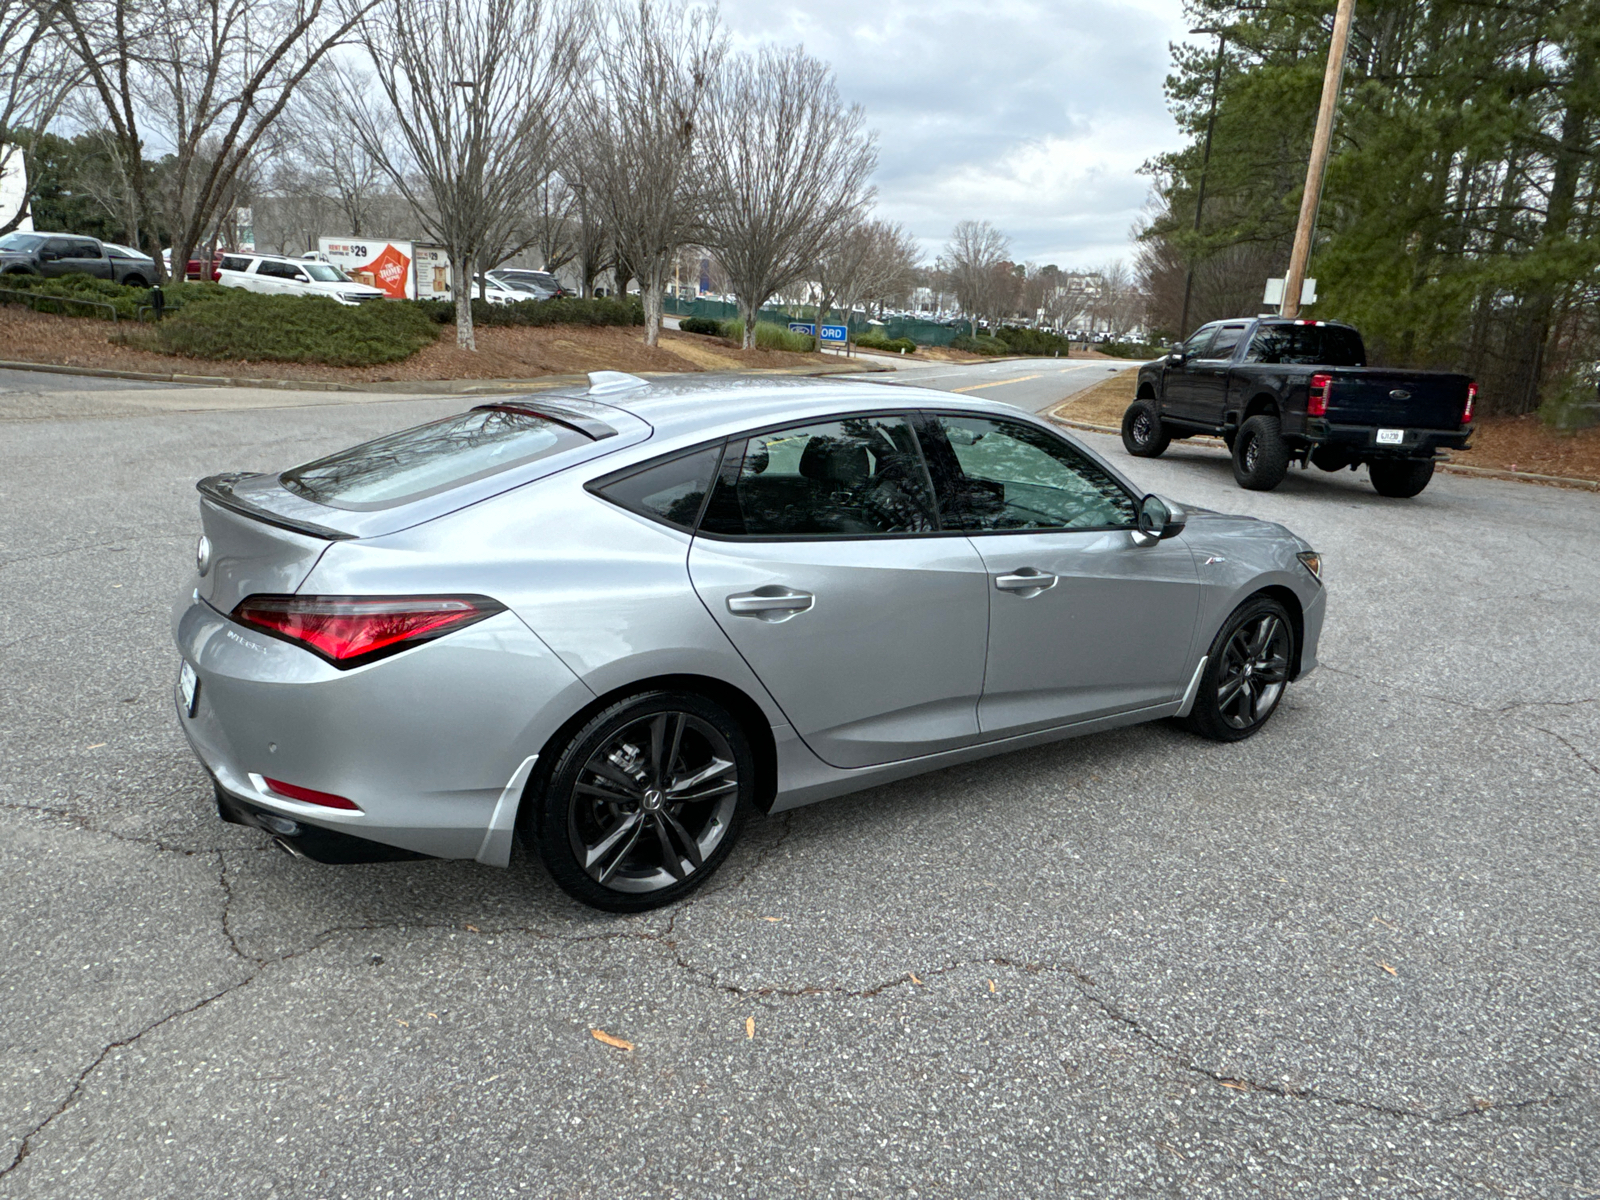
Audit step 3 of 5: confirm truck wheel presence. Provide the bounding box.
[1369,459,1434,498]
[1121,400,1170,457]
[1232,415,1290,491]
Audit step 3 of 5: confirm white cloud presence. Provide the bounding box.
[717,0,1192,268]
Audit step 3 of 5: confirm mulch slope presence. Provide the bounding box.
[1053,367,1600,485]
[0,307,820,383]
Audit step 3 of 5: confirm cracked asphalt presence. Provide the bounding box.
[1,374,1597,1198]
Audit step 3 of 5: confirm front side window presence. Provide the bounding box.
[918,415,1137,532]
[281,407,590,509]
[698,414,937,537]
[1182,323,1219,358]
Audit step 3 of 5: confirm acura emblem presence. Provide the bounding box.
[196,535,212,577]
[1389,388,1411,401]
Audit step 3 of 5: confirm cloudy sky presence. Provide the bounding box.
[720,0,1193,271]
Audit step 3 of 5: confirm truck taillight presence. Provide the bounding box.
[1463,381,1476,425]
[1307,373,1332,417]
[232,594,505,669]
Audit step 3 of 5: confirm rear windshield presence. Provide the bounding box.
[1245,324,1366,366]
[280,407,589,510]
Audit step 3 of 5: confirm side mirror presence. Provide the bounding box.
[1166,343,1186,363]
[294,272,309,282]
[1131,494,1188,547]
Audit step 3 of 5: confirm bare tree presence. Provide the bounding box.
[0,0,82,233]
[575,0,722,345]
[528,175,578,273]
[700,45,876,348]
[940,219,1010,334]
[53,0,383,276]
[287,66,394,237]
[815,218,918,349]
[1087,260,1142,340]
[338,0,586,347]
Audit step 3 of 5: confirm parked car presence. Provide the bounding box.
[488,268,567,299]
[162,247,225,281]
[1125,317,1475,497]
[472,274,535,305]
[0,230,157,287]
[217,252,385,305]
[173,372,1326,911]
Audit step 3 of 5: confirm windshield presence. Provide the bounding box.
[303,263,348,282]
[0,232,44,252]
[1245,324,1366,367]
[280,407,589,510]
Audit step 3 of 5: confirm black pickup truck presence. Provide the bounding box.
[0,230,156,288]
[1122,317,1475,498]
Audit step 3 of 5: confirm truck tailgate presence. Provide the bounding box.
[1328,370,1469,429]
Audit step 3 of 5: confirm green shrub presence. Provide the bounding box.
[722,319,816,352]
[951,333,1010,356]
[0,272,228,321]
[409,295,644,328]
[993,325,1075,356]
[678,315,724,336]
[855,331,917,354]
[150,289,439,366]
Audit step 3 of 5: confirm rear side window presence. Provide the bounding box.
[698,414,937,538]
[590,444,723,530]
[281,407,590,509]
[257,260,299,279]
[1246,324,1365,366]
[220,255,253,272]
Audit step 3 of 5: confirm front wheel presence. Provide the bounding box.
[1368,459,1435,498]
[1121,399,1171,458]
[530,691,755,912]
[1178,596,1295,742]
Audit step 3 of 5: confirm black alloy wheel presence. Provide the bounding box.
[532,691,753,911]
[1231,414,1290,491]
[1179,596,1295,742]
[1121,399,1171,458]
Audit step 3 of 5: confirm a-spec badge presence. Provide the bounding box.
[195,535,212,577]
[1389,388,1411,401]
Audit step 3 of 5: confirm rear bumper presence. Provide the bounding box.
[171,588,593,864]
[214,784,432,863]
[1307,420,1471,459]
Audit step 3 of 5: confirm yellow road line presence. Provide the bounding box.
[949,374,1042,393]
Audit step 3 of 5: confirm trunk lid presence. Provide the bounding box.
[197,493,334,613]
[1326,369,1470,429]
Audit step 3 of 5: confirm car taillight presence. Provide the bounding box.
[1307,372,1332,417]
[232,594,505,668]
[263,777,360,811]
[1463,381,1476,425]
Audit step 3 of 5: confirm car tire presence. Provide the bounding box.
[1368,459,1434,498]
[1121,400,1171,457]
[1232,414,1290,491]
[1178,595,1295,743]
[528,690,755,912]
[123,275,149,289]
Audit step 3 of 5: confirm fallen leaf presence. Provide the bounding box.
[1219,1079,1250,1091]
[395,1019,409,1028]
[464,924,479,932]
[909,973,923,985]
[1371,916,1398,930]
[1379,960,1397,976]
[87,743,106,750]
[1272,876,1288,884]
[745,1016,755,1039]
[988,979,997,994]
[591,1029,634,1051]
[762,916,781,922]
[426,1012,438,1019]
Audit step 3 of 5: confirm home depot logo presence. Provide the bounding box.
[366,243,412,298]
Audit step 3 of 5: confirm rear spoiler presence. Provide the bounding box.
[197,473,356,541]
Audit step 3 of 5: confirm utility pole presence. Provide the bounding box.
[1178,28,1226,340]
[1281,0,1356,319]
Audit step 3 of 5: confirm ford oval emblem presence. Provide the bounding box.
[1389,388,1411,401]
[196,535,212,577]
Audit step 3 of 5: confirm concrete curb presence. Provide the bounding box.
[0,356,887,394]
[1044,406,1600,493]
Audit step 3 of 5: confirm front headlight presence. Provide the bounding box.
[1297,550,1323,581]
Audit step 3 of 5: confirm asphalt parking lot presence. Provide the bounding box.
[2,370,1597,1198]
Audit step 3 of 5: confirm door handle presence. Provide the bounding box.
[995,569,1057,595]
[727,586,815,621]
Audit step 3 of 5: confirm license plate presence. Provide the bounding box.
[179,660,199,717]
[1376,428,1405,445]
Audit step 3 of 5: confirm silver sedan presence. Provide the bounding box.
[173,372,1325,910]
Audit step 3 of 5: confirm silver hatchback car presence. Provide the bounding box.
[174,372,1325,910]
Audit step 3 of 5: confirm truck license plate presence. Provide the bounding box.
[179,660,199,717]
[1376,428,1405,445]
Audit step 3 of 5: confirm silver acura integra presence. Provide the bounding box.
[173,372,1325,911]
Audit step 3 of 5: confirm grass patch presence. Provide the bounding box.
[146,289,439,366]
[721,319,816,352]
